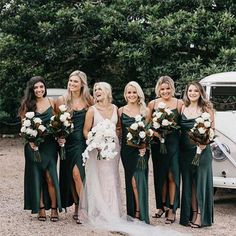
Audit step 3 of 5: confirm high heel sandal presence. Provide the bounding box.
[50,207,59,222]
[73,202,79,220]
[152,203,167,218]
[189,210,197,225]
[191,213,202,228]
[37,206,46,221]
[165,204,175,224]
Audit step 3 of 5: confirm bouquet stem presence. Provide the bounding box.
[33,147,41,162]
[160,138,167,154]
[191,146,202,167]
[60,144,66,160]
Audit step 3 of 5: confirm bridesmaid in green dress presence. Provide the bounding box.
[56,70,93,224]
[118,81,151,224]
[148,76,183,224]
[18,76,62,221]
[180,81,214,228]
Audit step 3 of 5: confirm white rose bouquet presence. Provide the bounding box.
[82,119,118,165]
[126,115,153,169]
[49,105,74,160]
[20,112,47,162]
[152,102,179,154]
[189,112,215,166]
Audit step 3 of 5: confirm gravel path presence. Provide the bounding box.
[0,137,236,236]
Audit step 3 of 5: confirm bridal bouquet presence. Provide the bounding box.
[82,119,118,165]
[189,112,215,166]
[20,112,47,162]
[151,102,179,154]
[49,105,74,160]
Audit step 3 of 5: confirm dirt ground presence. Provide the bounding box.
[0,137,236,236]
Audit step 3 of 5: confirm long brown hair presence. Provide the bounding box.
[183,81,213,111]
[18,76,47,119]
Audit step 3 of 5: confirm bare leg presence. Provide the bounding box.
[71,183,79,219]
[154,181,167,218]
[131,176,140,218]
[45,171,58,221]
[38,191,46,221]
[191,183,198,223]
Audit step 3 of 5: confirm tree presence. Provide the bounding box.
[0,0,236,119]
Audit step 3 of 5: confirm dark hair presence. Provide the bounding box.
[183,81,213,111]
[18,76,47,118]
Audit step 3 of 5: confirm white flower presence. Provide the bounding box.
[148,129,154,137]
[25,112,35,119]
[153,122,160,129]
[202,112,211,120]
[204,121,211,128]
[38,125,46,132]
[50,115,55,121]
[158,102,166,109]
[198,127,206,134]
[139,131,146,139]
[165,108,172,116]
[20,126,27,133]
[127,132,133,140]
[135,115,142,122]
[162,119,169,126]
[190,128,195,133]
[138,121,145,127]
[209,128,215,140]
[60,114,67,122]
[59,104,67,112]
[154,112,162,119]
[23,119,31,127]
[31,130,38,137]
[33,117,42,124]
[130,123,138,130]
[64,120,70,127]
[196,117,204,123]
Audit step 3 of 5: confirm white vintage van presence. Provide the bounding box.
[200,72,236,190]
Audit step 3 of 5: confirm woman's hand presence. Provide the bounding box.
[198,144,206,150]
[139,148,146,157]
[58,137,66,147]
[29,142,37,150]
[153,130,161,139]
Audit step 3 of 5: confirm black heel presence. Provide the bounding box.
[73,202,79,220]
[38,206,46,221]
[50,207,59,222]
[165,204,175,224]
[191,213,202,228]
[152,202,167,218]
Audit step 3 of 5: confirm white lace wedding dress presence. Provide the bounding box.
[79,105,188,236]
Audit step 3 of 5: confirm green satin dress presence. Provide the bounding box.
[151,109,180,213]
[59,109,86,208]
[120,113,149,224]
[24,107,62,214]
[179,114,213,227]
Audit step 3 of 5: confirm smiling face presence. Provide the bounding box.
[33,82,45,98]
[68,75,82,92]
[125,85,139,104]
[187,84,200,103]
[159,83,172,100]
[94,84,106,102]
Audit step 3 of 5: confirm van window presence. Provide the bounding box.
[210,86,236,111]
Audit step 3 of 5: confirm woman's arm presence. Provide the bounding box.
[83,107,94,139]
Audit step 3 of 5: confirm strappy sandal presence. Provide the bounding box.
[73,202,79,220]
[165,204,176,224]
[50,207,59,222]
[37,206,46,221]
[191,213,202,228]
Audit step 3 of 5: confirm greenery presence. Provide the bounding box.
[0,0,236,119]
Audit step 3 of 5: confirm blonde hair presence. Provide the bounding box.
[183,81,213,111]
[155,75,175,98]
[93,82,113,103]
[124,81,147,117]
[65,70,93,110]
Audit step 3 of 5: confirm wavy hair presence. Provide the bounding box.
[183,81,213,111]
[18,76,47,119]
[124,81,147,117]
[65,70,93,110]
[155,75,175,98]
[93,82,113,103]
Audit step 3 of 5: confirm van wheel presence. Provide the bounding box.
[214,187,217,195]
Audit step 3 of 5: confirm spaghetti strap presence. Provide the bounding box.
[47,97,53,107]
